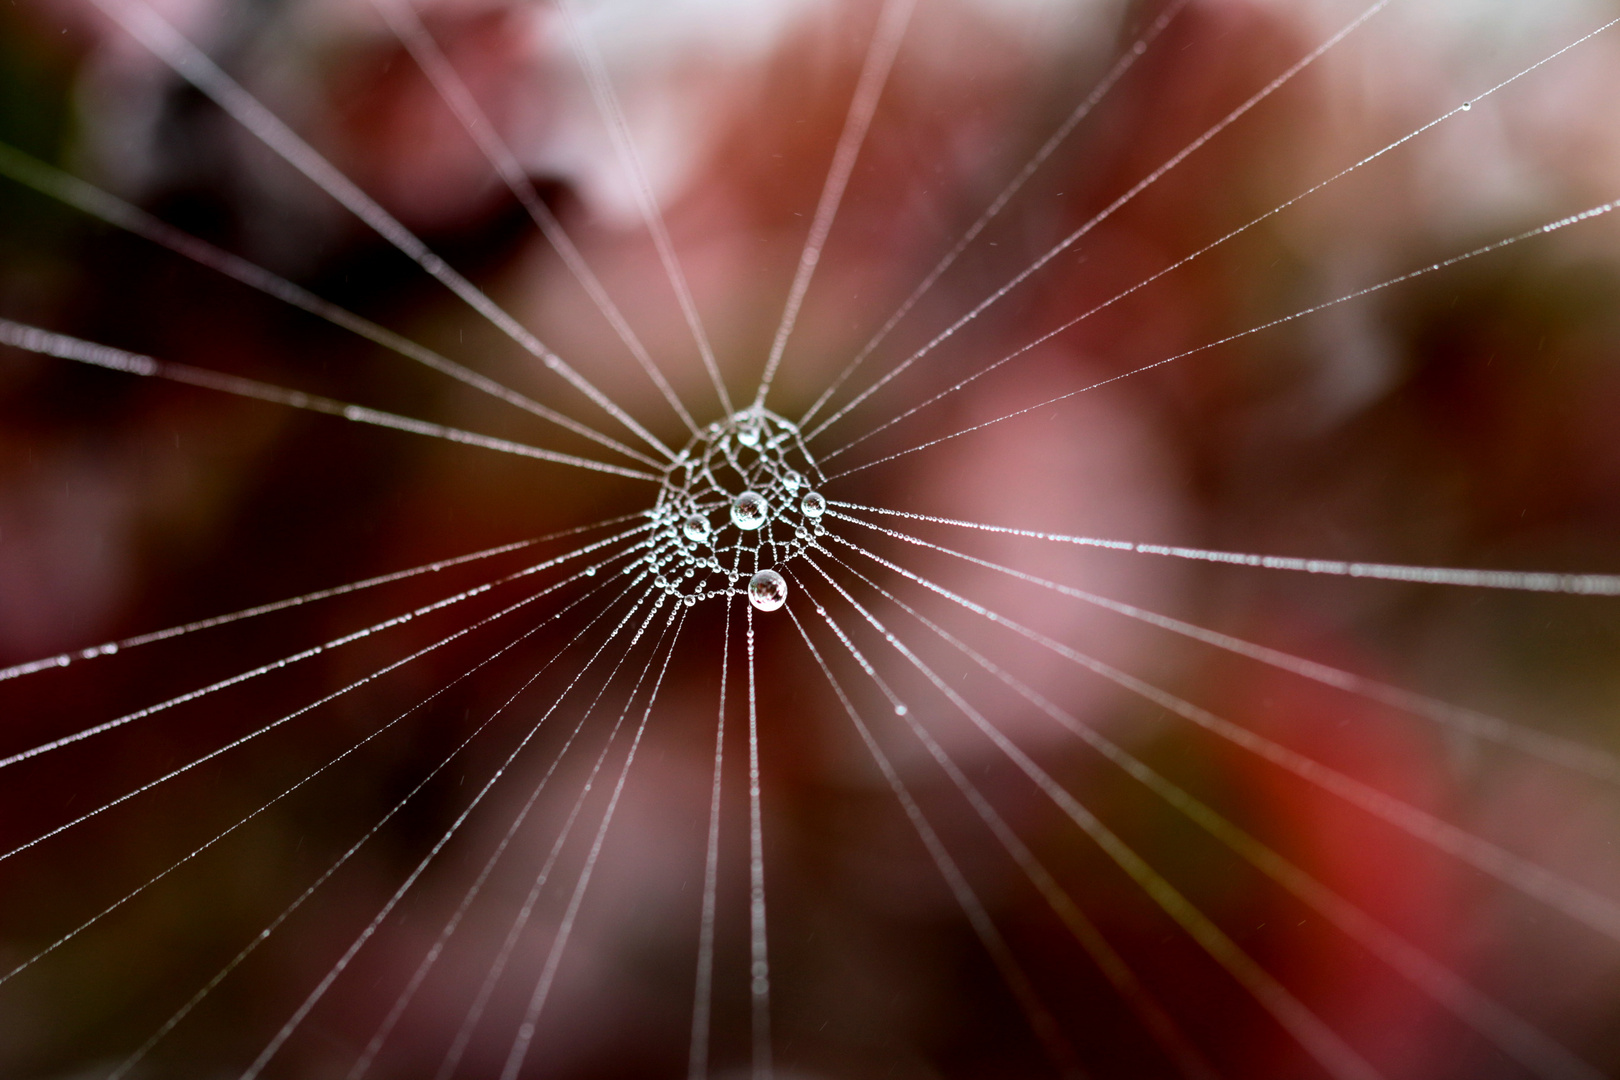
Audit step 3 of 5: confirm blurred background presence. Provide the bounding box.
[1,0,1619,1076]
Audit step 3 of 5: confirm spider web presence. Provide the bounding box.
[1,0,1619,1078]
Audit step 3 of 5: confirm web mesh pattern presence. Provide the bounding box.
[645,409,828,609]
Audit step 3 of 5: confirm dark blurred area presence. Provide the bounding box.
[2,0,1619,1077]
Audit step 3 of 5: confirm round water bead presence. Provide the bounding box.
[731,491,769,530]
[800,491,826,518]
[748,570,788,612]
[782,470,803,492]
[737,417,762,447]
[682,513,712,543]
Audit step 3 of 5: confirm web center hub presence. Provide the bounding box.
[645,409,828,611]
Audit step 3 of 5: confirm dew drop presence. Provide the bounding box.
[1461,100,1472,111]
[800,491,826,518]
[584,566,596,576]
[731,491,769,530]
[683,513,711,543]
[737,419,761,447]
[894,704,908,716]
[747,569,788,612]
[782,470,803,492]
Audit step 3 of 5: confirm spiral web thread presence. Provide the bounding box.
[644,409,829,612]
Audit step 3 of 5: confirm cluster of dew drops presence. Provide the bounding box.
[641,409,829,613]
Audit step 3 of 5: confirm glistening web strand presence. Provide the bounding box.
[804,0,1396,443]
[753,0,918,410]
[0,319,661,482]
[0,523,650,771]
[0,141,662,468]
[819,540,1601,1080]
[826,196,1620,481]
[829,507,1620,786]
[784,597,1084,1079]
[554,0,733,417]
[814,10,1620,465]
[0,513,646,683]
[343,580,670,1080]
[802,553,1384,1080]
[3,569,625,995]
[90,0,680,461]
[822,522,1620,947]
[788,557,1220,1080]
[797,0,1192,429]
[238,588,674,1080]
[102,571,633,1079]
[430,592,678,1080]
[495,605,687,1080]
[0,535,647,866]
[366,0,702,437]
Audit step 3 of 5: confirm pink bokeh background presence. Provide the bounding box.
[1,0,1618,1076]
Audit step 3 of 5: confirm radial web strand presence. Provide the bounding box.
[430,590,675,1080]
[2,570,619,995]
[343,581,668,1080]
[0,319,660,481]
[819,542,1601,1080]
[0,141,661,467]
[785,598,1084,1079]
[828,196,1620,480]
[806,0,1396,443]
[496,605,687,1080]
[89,0,678,461]
[240,589,675,1080]
[830,505,1620,785]
[823,528,1620,947]
[798,0,1192,429]
[753,0,918,409]
[366,0,702,437]
[0,534,645,866]
[801,550,1383,1080]
[833,501,1620,595]
[815,11,1620,465]
[102,571,632,1079]
[0,524,648,772]
[554,0,734,417]
[0,514,640,683]
[688,593,733,1080]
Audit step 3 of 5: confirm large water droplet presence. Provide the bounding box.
[737,418,762,447]
[800,491,826,518]
[782,470,803,492]
[748,570,788,612]
[731,491,768,530]
[683,514,711,543]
